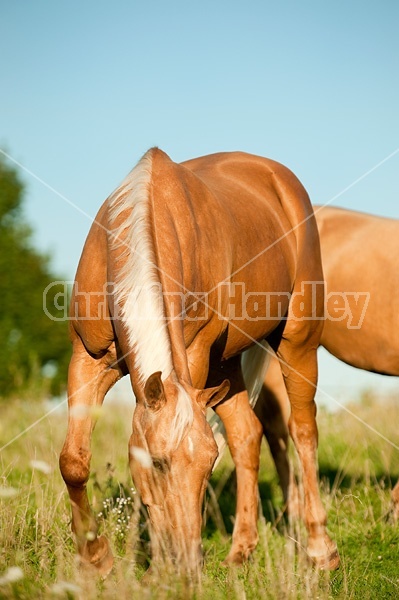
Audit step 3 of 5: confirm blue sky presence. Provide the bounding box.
[1,0,398,402]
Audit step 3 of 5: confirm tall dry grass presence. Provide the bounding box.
[1,390,399,598]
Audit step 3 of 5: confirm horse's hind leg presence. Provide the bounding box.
[254,374,301,520]
[59,335,122,576]
[276,332,339,569]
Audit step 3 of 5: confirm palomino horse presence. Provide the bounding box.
[256,206,399,517]
[59,149,339,576]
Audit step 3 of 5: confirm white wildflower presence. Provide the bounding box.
[0,487,19,499]
[30,460,52,475]
[0,566,24,585]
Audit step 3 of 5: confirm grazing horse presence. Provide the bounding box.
[256,206,399,517]
[59,149,339,577]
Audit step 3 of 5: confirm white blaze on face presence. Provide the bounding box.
[130,446,153,468]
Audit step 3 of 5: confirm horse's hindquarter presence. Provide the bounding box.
[155,151,320,363]
[317,207,399,374]
[69,201,115,355]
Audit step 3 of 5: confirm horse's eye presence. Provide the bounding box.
[152,458,167,473]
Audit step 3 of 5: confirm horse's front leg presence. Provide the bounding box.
[210,357,263,564]
[59,336,122,576]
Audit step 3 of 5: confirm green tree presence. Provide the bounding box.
[0,154,70,398]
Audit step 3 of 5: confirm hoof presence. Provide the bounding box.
[140,566,156,584]
[221,547,252,567]
[79,535,114,578]
[308,547,340,571]
[306,532,340,571]
[390,503,399,522]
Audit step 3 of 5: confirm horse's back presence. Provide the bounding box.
[316,206,399,374]
[71,149,324,362]
[177,151,324,355]
[316,206,399,259]
[182,151,312,225]
[181,151,320,277]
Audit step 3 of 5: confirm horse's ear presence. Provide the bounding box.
[144,372,166,410]
[198,379,230,410]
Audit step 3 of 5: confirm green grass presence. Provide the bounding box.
[1,392,399,598]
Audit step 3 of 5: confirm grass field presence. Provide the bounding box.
[1,391,399,599]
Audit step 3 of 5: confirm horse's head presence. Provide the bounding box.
[129,371,229,576]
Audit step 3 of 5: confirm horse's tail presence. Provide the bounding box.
[209,341,272,469]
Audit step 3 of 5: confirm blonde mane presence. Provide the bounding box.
[108,149,193,444]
